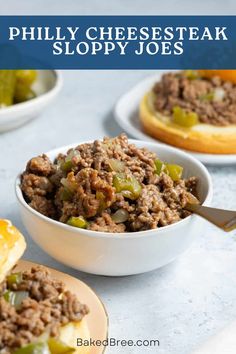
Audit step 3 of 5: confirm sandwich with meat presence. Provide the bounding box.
[0,219,90,354]
[140,70,236,154]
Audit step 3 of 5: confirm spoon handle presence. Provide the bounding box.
[185,204,236,232]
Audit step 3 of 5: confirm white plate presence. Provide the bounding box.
[114,72,236,165]
[0,70,62,132]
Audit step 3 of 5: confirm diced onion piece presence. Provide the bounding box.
[107,159,125,172]
[121,190,136,200]
[61,173,78,192]
[111,209,129,223]
[4,290,29,310]
[213,87,225,102]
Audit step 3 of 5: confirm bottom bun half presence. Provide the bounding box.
[140,93,236,154]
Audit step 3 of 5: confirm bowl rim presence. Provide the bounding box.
[15,139,213,239]
[0,70,62,116]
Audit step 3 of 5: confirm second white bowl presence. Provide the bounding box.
[0,70,62,132]
[16,140,213,276]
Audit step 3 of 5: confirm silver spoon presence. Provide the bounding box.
[185,203,236,232]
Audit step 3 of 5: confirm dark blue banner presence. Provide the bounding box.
[0,16,235,69]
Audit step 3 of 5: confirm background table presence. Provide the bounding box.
[1,1,236,353]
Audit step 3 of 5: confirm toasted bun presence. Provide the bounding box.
[0,219,26,283]
[140,93,236,154]
[59,319,91,354]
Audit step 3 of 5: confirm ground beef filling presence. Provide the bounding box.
[0,266,89,352]
[21,134,198,232]
[153,72,236,126]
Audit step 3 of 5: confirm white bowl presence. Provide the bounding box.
[0,70,62,132]
[15,140,213,276]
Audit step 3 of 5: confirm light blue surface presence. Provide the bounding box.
[1,1,236,353]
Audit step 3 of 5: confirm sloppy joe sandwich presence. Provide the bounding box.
[0,220,90,353]
[21,134,199,233]
[140,70,236,154]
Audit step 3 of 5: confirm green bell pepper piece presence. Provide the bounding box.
[173,106,199,127]
[67,216,88,229]
[154,159,165,175]
[113,173,142,200]
[165,164,183,181]
[7,272,23,287]
[13,342,50,354]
